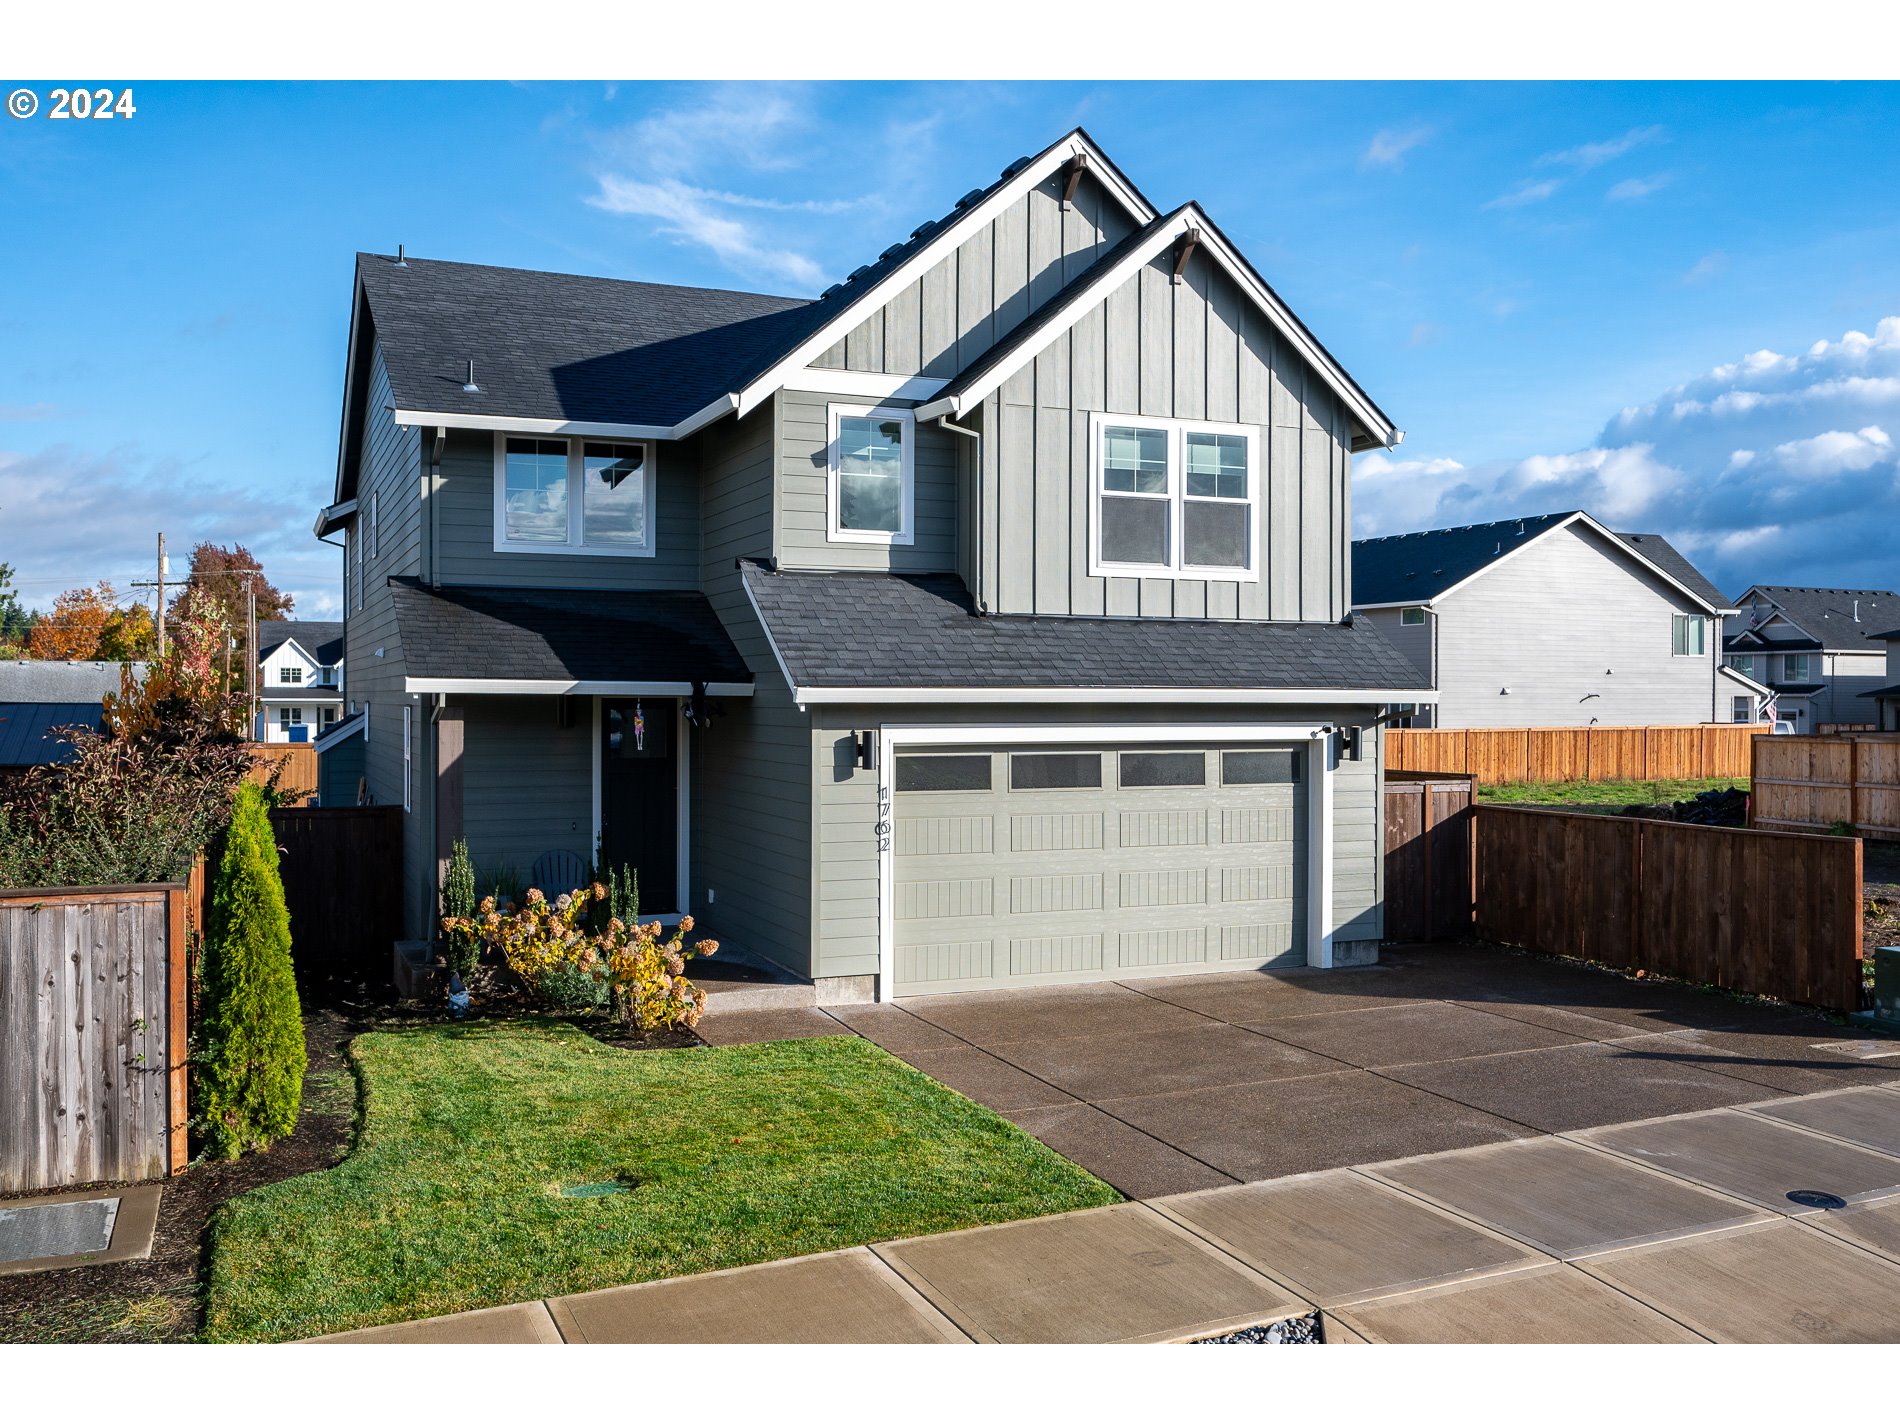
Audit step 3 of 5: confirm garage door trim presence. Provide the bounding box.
[873,721,1338,1002]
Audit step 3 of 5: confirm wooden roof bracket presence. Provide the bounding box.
[1060,152,1090,211]
[1172,226,1201,285]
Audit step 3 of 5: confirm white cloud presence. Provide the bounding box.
[1361,126,1432,171]
[1539,125,1666,171]
[1683,252,1728,285]
[588,176,828,289]
[1354,315,1900,592]
[1606,172,1672,201]
[1485,178,1561,209]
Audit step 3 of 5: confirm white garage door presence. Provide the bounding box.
[892,742,1307,995]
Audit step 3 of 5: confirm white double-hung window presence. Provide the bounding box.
[1090,413,1259,580]
[827,404,914,544]
[494,434,656,556]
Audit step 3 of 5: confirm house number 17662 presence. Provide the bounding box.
[875,787,892,853]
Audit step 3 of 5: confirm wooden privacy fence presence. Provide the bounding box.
[1389,724,1764,786]
[1751,734,1900,842]
[1383,774,1474,943]
[0,884,189,1194]
[1474,805,1863,1013]
[269,804,404,982]
[245,742,318,805]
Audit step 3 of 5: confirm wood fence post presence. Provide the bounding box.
[166,885,189,1176]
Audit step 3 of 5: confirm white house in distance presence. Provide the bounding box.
[255,620,344,743]
[1352,510,1756,729]
[1723,586,1899,732]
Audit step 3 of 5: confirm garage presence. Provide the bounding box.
[890,742,1309,995]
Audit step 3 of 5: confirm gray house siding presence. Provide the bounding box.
[317,728,365,808]
[1431,522,1719,728]
[458,695,593,882]
[969,247,1352,621]
[691,402,815,977]
[1357,608,1435,721]
[805,702,1385,985]
[811,171,1138,378]
[1817,650,1887,725]
[433,429,702,590]
[775,389,959,573]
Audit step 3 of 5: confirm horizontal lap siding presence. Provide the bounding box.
[812,172,1135,377]
[460,697,592,881]
[693,403,814,977]
[976,247,1349,622]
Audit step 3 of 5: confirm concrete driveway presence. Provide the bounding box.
[707,943,1900,1199]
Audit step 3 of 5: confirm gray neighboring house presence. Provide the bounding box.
[1353,511,1748,729]
[1863,628,1900,732]
[314,128,1433,1002]
[0,661,144,771]
[1723,586,1900,731]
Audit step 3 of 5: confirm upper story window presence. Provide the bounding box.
[1400,607,1426,626]
[1671,613,1707,657]
[279,665,303,685]
[1089,413,1258,581]
[1783,652,1813,682]
[1726,654,1756,678]
[827,404,914,545]
[494,434,656,557]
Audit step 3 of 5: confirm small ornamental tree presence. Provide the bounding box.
[196,782,306,1159]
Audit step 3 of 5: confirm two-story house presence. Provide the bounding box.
[1351,512,1751,728]
[255,620,345,743]
[1723,586,1900,731]
[313,129,1431,1003]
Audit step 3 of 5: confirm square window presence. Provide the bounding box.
[1185,432,1247,500]
[1093,415,1256,579]
[1119,751,1205,787]
[503,438,570,544]
[1009,752,1101,791]
[1183,501,1247,569]
[896,754,992,793]
[1103,425,1170,494]
[1101,495,1170,566]
[581,442,648,548]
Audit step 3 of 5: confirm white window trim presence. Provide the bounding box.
[491,432,659,558]
[401,704,413,815]
[369,490,380,560]
[1671,613,1707,658]
[1087,412,1262,583]
[825,403,916,546]
[1400,607,1426,626]
[352,525,362,612]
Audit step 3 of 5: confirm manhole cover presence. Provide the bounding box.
[0,1197,119,1264]
[1787,1189,1849,1211]
[559,1179,635,1199]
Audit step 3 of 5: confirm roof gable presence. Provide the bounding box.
[1730,585,1900,651]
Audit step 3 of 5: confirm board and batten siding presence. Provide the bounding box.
[776,388,959,573]
[805,703,1385,983]
[690,403,816,978]
[1432,521,1719,729]
[433,429,702,591]
[970,247,1352,622]
[810,170,1138,378]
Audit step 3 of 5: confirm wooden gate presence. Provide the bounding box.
[1383,774,1474,943]
[268,805,404,982]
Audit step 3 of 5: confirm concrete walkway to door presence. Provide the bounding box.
[700,943,1900,1199]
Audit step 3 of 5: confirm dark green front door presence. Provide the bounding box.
[599,699,678,915]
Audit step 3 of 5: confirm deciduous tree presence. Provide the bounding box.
[27,582,117,660]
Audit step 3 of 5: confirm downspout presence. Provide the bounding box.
[429,426,446,588]
[936,414,986,614]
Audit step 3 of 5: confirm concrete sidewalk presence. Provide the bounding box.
[313,1083,1900,1344]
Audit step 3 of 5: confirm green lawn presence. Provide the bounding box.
[1477,777,1747,810]
[202,1020,1117,1342]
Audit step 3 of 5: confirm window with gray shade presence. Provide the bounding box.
[1010,752,1102,790]
[837,415,905,533]
[896,754,992,793]
[504,437,569,543]
[1100,424,1171,566]
[1181,431,1250,571]
[581,442,648,547]
[1222,748,1300,785]
[1119,751,1205,787]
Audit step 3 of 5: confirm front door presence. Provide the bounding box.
[599,699,678,915]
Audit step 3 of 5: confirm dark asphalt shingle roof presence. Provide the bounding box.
[387,580,750,686]
[258,620,344,666]
[1859,683,1900,700]
[740,562,1427,693]
[1724,627,1823,653]
[1732,587,1900,653]
[1613,533,1732,611]
[0,702,105,767]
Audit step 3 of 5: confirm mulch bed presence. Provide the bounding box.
[1864,841,1900,960]
[0,978,706,1343]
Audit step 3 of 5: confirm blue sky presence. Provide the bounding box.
[3,79,1899,617]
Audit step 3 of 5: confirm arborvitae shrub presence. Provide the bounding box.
[195,782,305,1159]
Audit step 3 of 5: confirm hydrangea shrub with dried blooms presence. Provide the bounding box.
[441,883,717,1029]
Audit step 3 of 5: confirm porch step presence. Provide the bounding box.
[693,940,816,1013]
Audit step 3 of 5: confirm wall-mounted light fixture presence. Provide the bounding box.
[853,729,878,771]
[1339,725,1364,761]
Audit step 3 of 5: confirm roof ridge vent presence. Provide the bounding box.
[955,188,984,209]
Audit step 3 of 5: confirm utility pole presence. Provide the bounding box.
[246,573,257,741]
[155,533,167,656]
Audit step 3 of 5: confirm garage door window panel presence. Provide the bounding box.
[1010,752,1102,791]
[1118,751,1206,788]
[1223,748,1301,785]
[896,754,992,793]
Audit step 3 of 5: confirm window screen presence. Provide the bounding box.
[1183,502,1247,569]
[1222,748,1300,785]
[1010,752,1102,790]
[1100,424,1170,566]
[896,754,992,793]
[1119,751,1205,787]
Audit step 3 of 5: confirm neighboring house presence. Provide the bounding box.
[315,708,368,807]
[1352,512,1740,728]
[255,620,344,743]
[1724,586,1900,730]
[0,661,144,772]
[314,128,1431,1002]
[1863,630,1900,731]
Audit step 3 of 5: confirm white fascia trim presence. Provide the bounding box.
[313,710,366,755]
[396,410,675,440]
[403,678,753,697]
[1717,662,1773,697]
[793,370,948,403]
[733,131,1154,420]
[916,214,1193,422]
[313,497,357,539]
[792,685,1437,706]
